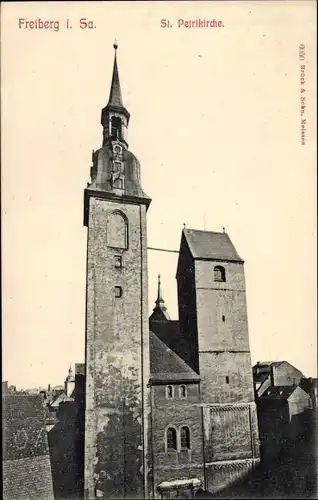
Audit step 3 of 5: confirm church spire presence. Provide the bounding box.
[107,41,124,109]
[155,274,165,309]
[101,42,130,147]
[150,274,171,321]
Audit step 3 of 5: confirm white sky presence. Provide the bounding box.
[1,1,317,389]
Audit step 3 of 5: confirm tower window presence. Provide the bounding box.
[111,116,122,140]
[113,177,124,190]
[166,427,177,451]
[180,426,191,449]
[165,385,174,399]
[214,265,226,282]
[113,161,122,172]
[222,315,225,322]
[114,286,122,298]
[114,256,122,269]
[107,211,128,249]
[226,376,229,384]
[179,385,187,399]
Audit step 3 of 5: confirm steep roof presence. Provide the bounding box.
[48,391,74,408]
[183,228,243,262]
[254,361,284,368]
[2,395,54,500]
[260,385,296,400]
[149,331,200,383]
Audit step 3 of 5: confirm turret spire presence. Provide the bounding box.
[150,274,171,320]
[107,41,124,108]
[155,274,165,308]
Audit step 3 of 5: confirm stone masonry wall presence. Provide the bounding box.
[150,384,204,497]
[84,196,150,499]
[194,260,254,404]
[202,403,260,493]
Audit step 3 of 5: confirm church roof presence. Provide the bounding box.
[183,228,243,262]
[149,331,200,383]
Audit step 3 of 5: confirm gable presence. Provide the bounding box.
[183,228,243,262]
[149,331,200,383]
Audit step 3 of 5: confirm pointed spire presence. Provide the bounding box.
[155,274,165,308]
[151,274,171,321]
[107,41,124,108]
[68,364,73,376]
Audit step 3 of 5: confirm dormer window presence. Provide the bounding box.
[214,265,226,282]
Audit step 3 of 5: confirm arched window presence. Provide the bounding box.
[113,161,122,173]
[214,265,226,282]
[111,116,122,140]
[166,427,177,450]
[113,178,124,190]
[107,212,128,249]
[180,426,191,449]
[165,385,174,399]
[179,385,187,399]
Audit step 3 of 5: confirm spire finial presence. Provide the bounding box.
[156,273,163,303]
[223,226,226,233]
[113,38,118,51]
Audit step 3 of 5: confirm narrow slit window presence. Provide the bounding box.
[226,376,229,384]
[114,286,122,298]
[114,256,122,269]
[222,315,225,322]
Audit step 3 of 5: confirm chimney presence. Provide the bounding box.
[48,384,51,391]
[270,365,276,386]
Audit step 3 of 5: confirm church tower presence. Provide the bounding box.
[177,228,259,493]
[83,44,151,499]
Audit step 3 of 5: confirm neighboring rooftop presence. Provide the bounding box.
[260,385,298,400]
[2,394,54,500]
[183,228,243,262]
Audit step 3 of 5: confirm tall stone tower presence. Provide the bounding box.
[177,228,259,493]
[83,44,151,499]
